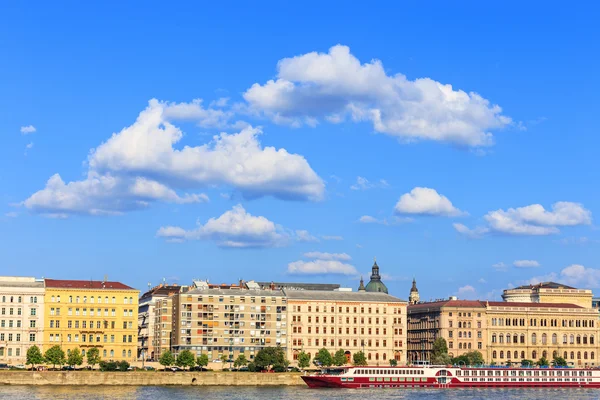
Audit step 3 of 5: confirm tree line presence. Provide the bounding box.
[25,345,102,370]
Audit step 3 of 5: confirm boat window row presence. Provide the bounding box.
[457,369,592,377]
[352,369,424,375]
[462,377,593,382]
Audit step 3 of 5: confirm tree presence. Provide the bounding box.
[536,357,549,367]
[67,348,83,368]
[431,337,451,365]
[389,359,398,367]
[353,351,367,366]
[118,360,130,371]
[521,359,534,367]
[333,349,347,366]
[233,354,248,369]
[220,354,229,363]
[297,351,311,369]
[552,356,568,367]
[197,354,209,369]
[44,345,66,369]
[159,351,175,371]
[314,348,333,367]
[86,347,101,370]
[26,345,44,369]
[176,350,196,370]
[254,347,287,371]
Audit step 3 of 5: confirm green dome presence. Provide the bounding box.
[365,259,388,294]
[365,280,388,294]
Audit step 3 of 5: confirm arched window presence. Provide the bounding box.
[122,350,126,357]
[514,351,518,359]
[110,350,114,358]
[493,351,497,358]
[584,335,588,345]
[584,352,588,360]
[592,352,595,360]
[128,350,132,358]
[513,334,518,343]
[500,351,504,359]
[570,351,574,359]
[542,333,547,345]
[17,296,21,303]
[68,296,72,303]
[10,296,13,303]
[552,334,557,344]
[499,335,504,343]
[1,296,4,302]
[542,350,547,358]
[563,334,567,344]
[104,296,108,304]
[532,350,537,359]
[553,350,557,358]
[491,334,496,343]
[112,297,116,304]
[531,333,537,344]
[570,334,575,344]
[591,335,595,345]
[564,351,568,359]
[375,353,379,361]
[130,297,133,304]
[521,351,525,359]
[577,351,581,360]
[577,335,582,345]
[520,334,525,344]
[368,353,372,360]
[382,353,386,360]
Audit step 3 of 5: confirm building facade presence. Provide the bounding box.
[407,299,487,363]
[153,295,174,360]
[0,276,45,364]
[286,290,407,365]
[138,284,181,361]
[170,288,287,364]
[44,279,139,362]
[502,282,593,308]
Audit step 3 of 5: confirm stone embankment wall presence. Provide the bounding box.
[0,371,304,386]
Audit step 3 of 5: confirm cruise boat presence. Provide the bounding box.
[302,365,600,388]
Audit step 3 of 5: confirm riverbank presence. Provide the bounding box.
[0,371,305,386]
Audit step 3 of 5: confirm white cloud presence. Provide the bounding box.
[20,125,36,135]
[395,187,465,217]
[156,204,288,248]
[359,215,412,225]
[24,99,324,216]
[455,201,592,237]
[244,45,511,147]
[4,212,18,218]
[287,259,358,275]
[526,264,600,289]
[295,230,319,242]
[321,235,343,241]
[26,142,34,149]
[24,173,207,216]
[303,252,351,261]
[513,260,541,268]
[359,215,380,224]
[478,278,487,284]
[350,176,389,190]
[492,262,508,271]
[457,285,476,296]
[453,223,489,238]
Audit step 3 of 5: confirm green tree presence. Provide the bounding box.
[536,357,549,367]
[44,345,66,369]
[86,347,101,369]
[314,348,333,367]
[220,354,229,363]
[197,354,209,369]
[159,351,175,371]
[352,351,367,366]
[67,348,83,368]
[521,359,534,367]
[297,351,311,369]
[431,337,452,365]
[233,354,248,369]
[118,360,130,371]
[552,356,568,367]
[389,359,398,367]
[254,347,287,371]
[176,350,196,370]
[26,345,44,369]
[333,349,347,366]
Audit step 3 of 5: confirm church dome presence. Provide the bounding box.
[365,259,388,294]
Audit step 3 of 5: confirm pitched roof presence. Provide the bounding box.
[513,281,576,290]
[44,279,136,291]
[283,289,405,303]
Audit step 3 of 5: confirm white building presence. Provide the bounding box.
[0,276,45,364]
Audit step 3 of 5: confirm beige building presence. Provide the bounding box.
[153,295,175,360]
[170,288,287,365]
[502,282,593,308]
[0,276,45,364]
[286,290,407,366]
[486,300,599,367]
[408,299,486,363]
[138,284,181,361]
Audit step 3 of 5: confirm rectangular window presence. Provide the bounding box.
[31,308,37,316]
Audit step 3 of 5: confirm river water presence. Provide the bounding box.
[3,386,600,400]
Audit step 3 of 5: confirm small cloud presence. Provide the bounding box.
[209,97,229,108]
[26,142,34,149]
[329,175,342,183]
[492,262,508,271]
[395,187,466,217]
[513,260,541,268]
[358,215,412,225]
[219,193,230,199]
[4,212,18,218]
[359,215,380,224]
[356,244,363,248]
[478,278,487,284]
[321,235,343,241]
[303,251,351,261]
[453,223,489,238]
[457,285,476,297]
[295,230,319,242]
[287,259,358,275]
[20,125,36,135]
[350,176,389,191]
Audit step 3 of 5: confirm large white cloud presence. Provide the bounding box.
[244,45,511,147]
[156,204,288,248]
[395,187,465,217]
[528,264,600,288]
[455,201,592,237]
[24,99,324,216]
[513,260,541,268]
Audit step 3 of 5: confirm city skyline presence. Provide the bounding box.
[2,2,599,301]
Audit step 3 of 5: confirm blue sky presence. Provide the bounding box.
[1,2,599,300]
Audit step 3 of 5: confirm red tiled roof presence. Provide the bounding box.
[44,279,136,291]
[408,299,485,311]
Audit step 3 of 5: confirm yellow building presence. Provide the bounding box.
[43,279,139,362]
[502,282,593,308]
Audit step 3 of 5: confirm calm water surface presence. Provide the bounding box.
[3,386,600,400]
